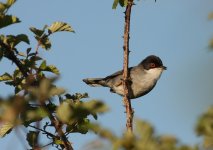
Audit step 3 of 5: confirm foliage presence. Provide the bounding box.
[86,120,199,150]
[112,0,128,9]
[112,0,156,9]
[0,0,20,28]
[86,107,213,150]
[0,1,213,150]
[196,106,213,149]
[29,22,74,50]
[209,12,213,49]
[0,1,107,149]
[199,15,213,149]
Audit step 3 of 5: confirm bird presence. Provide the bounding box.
[83,55,166,99]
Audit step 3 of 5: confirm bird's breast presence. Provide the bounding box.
[130,68,163,98]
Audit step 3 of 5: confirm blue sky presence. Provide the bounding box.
[0,0,213,149]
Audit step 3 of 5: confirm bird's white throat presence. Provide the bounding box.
[145,68,164,81]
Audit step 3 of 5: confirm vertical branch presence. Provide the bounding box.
[123,0,134,132]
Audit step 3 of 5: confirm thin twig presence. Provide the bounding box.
[25,124,54,149]
[35,41,40,55]
[122,0,134,132]
[28,124,55,138]
[41,142,54,149]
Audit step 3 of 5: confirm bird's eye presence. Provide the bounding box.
[150,63,156,68]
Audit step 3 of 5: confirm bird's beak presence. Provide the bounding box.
[162,66,167,70]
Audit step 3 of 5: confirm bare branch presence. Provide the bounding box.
[122,0,134,132]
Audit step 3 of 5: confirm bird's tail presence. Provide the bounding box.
[83,78,106,87]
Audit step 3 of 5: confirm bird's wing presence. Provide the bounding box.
[104,70,123,80]
[104,67,133,81]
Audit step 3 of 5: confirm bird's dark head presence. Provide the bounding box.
[139,55,167,70]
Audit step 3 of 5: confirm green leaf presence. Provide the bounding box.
[16,34,30,45]
[209,38,213,49]
[65,93,88,100]
[48,22,74,34]
[6,0,16,6]
[119,0,128,7]
[0,122,13,137]
[39,60,47,70]
[76,119,90,134]
[23,107,48,125]
[29,27,45,37]
[39,61,59,75]
[1,34,29,49]
[4,81,14,86]
[203,136,213,149]
[0,34,4,40]
[56,99,107,124]
[49,87,65,96]
[113,0,128,9]
[26,131,39,148]
[83,100,109,114]
[13,69,21,78]
[0,0,16,14]
[53,138,64,145]
[0,15,20,29]
[56,101,72,123]
[45,65,60,75]
[46,103,57,112]
[26,48,31,55]
[38,36,51,50]
[135,120,154,138]
[30,55,42,61]
[159,135,177,148]
[196,106,213,136]
[0,73,12,81]
[208,12,213,20]
[0,49,3,61]
[66,118,90,134]
[28,78,64,102]
[0,3,7,13]
[112,0,119,9]
[15,85,22,94]
[5,0,16,12]
[3,35,16,47]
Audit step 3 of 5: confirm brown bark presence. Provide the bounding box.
[122,0,134,132]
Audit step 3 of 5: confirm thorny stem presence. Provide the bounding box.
[122,0,134,132]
